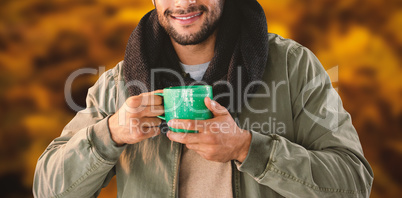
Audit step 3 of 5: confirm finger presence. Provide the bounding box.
[167,119,206,132]
[185,145,220,162]
[184,144,213,160]
[142,126,161,135]
[127,105,164,117]
[139,91,164,106]
[131,117,162,128]
[151,89,164,94]
[204,97,229,117]
[137,127,161,139]
[126,91,163,108]
[144,90,163,105]
[185,143,200,151]
[166,131,203,144]
[186,144,217,154]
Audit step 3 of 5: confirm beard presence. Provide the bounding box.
[157,4,223,46]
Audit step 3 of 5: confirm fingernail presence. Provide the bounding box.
[211,100,217,107]
[168,120,173,127]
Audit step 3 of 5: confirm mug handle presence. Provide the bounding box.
[154,93,165,120]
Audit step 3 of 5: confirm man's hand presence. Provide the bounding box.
[166,97,251,163]
[108,90,164,146]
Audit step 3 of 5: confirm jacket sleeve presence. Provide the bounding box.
[33,68,126,198]
[236,46,374,197]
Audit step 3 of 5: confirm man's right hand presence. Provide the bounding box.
[108,90,164,146]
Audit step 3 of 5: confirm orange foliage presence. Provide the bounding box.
[0,0,400,197]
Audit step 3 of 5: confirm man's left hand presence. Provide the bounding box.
[166,97,251,163]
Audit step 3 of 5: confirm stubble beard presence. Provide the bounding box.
[157,4,222,46]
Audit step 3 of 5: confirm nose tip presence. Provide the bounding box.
[175,0,196,7]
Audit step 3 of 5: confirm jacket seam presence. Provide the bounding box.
[51,127,113,197]
[286,46,301,142]
[257,135,279,181]
[53,160,102,198]
[288,43,304,57]
[113,62,122,113]
[87,126,118,165]
[90,142,116,165]
[268,167,371,195]
[113,67,119,94]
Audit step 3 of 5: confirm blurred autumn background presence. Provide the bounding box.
[0,0,401,197]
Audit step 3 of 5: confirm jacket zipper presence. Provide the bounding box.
[232,160,241,198]
[232,110,240,198]
[172,142,183,198]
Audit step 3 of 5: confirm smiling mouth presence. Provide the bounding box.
[171,12,203,20]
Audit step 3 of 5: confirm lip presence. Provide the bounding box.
[170,12,203,25]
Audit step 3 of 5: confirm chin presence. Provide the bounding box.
[178,29,201,37]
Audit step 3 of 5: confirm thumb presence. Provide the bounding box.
[204,97,228,117]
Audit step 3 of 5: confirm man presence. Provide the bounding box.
[33,0,374,197]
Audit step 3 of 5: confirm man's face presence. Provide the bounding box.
[154,0,225,46]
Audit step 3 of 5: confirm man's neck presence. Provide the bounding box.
[171,31,217,66]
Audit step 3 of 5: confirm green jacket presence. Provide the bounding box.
[33,34,374,198]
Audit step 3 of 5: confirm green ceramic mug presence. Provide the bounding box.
[154,85,213,133]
